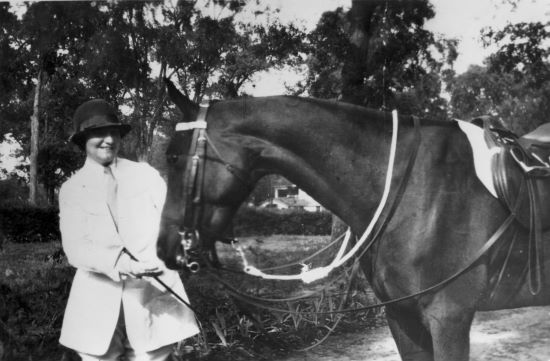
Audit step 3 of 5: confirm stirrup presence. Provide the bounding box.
[510,148,550,177]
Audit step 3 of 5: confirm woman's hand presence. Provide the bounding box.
[116,252,164,278]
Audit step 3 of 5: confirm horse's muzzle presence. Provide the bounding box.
[157,225,187,270]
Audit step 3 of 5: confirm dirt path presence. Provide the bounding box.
[279,306,550,361]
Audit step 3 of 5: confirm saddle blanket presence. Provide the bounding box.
[456,119,500,198]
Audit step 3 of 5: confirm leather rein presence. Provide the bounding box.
[173,106,251,272]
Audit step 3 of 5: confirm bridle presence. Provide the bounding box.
[171,104,251,272]
[174,107,207,272]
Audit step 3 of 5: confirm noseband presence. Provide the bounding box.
[172,104,251,272]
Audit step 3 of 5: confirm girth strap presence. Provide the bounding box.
[526,179,543,294]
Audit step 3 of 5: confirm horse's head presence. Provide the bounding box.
[157,79,256,271]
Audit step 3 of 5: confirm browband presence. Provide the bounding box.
[175,106,209,132]
[175,120,207,131]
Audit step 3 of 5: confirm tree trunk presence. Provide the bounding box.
[29,68,42,206]
[341,0,384,105]
[144,64,168,163]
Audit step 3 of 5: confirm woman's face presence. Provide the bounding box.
[85,127,121,166]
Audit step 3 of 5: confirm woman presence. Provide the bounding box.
[58,99,198,361]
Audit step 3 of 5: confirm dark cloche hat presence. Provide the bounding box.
[69,99,131,146]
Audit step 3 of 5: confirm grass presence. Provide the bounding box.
[0,236,386,361]
[0,242,74,361]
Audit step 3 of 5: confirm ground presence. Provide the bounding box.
[277,307,550,361]
[215,237,550,361]
[1,238,549,361]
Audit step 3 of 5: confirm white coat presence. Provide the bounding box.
[58,158,199,356]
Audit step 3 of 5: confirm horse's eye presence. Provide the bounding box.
[167,154,179,165]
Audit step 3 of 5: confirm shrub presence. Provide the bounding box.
[0,205,331,244]
[233,207,331,236]
[0,178,28,207]
[0,207,60,243]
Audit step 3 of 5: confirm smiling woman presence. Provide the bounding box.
[57,99,198,361]
[84,128,122,167]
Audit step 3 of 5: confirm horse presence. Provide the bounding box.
[156,80,550,361]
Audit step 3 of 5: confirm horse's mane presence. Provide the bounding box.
[212,95,454,130]
[275,95,455,128]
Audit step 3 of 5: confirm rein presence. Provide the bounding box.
[173,105,252,271]
[237,110,401,283]
[207,214,517,315]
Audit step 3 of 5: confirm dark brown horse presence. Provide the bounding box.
[156,81,550,361]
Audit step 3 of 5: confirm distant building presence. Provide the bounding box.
[257,179,324,212]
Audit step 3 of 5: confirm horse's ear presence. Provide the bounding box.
[164,78,199,122]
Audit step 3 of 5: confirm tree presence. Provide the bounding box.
[158,1,306,101]
[1,1,308,200]
[16,2,105,204]
[0,5,31,193]
[484,21,550,133]
[303,0,457,119]
[0,5,25,134]
[37,143,83,204]
[447,21,550,134]
[212,20,306,99]
[20,3,64,204]
[79,1,305,161]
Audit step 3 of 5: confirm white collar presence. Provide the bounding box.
[84,157,119,178]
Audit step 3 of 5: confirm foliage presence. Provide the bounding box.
[233,207,332,236]
[445,65,510,119]
[0,206,60,243]
[0,205,330,245]
[447,21,550,133]
[157,1,306,102]
[0,5,29,143]
[0,178,27,207]
[483,22,549,84]
[0,5,24,117]
[37,143,83,204]
[1,1,308,201]
[300,7,348,100]
[300,0,457,119]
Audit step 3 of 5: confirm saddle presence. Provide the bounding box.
[474,117,549,295]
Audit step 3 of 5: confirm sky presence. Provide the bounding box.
[238,0,550,96]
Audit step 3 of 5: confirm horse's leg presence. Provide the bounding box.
[386,306,434,361]
[425,304,474,361]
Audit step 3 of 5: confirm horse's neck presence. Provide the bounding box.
[240,98,399,228]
